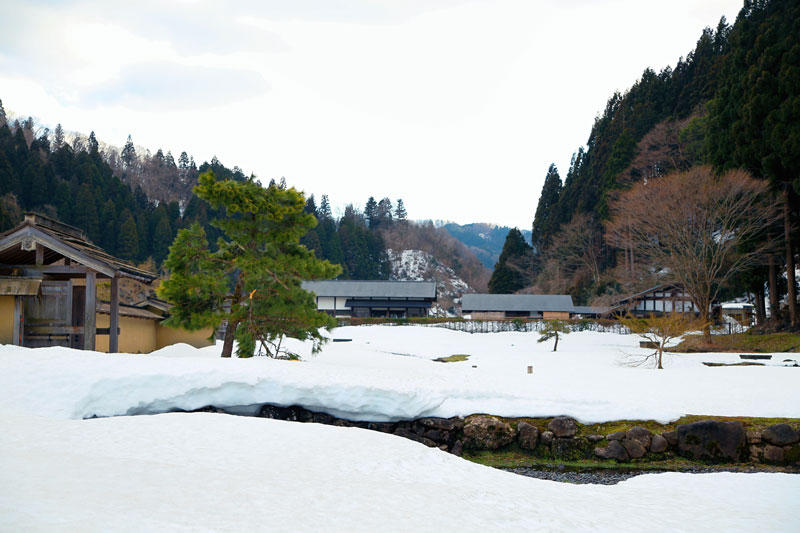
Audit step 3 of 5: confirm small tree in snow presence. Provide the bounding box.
[620,313,708,369]
[538,320,570,351]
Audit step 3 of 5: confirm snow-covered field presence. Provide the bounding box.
[1,326,798,531]
[1,410,797,532]
[0,326,797,423]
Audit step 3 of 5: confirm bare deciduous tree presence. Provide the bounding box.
[620,313,708,369]
[606,166,778,324]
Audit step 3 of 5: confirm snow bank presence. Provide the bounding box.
[1,326,798,423]
[0,410,796,532]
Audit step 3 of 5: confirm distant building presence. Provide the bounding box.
[302,280,437,318]
[0,213,213,352]
[609,284,701,317]
[461,294,575,320]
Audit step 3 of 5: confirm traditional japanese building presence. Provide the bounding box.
[302,280,437,318]
[0,213,213,352]
[461,294,576,320]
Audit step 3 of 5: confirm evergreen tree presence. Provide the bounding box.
[488,228,532,293]
[0,98,5,127]
[364,196,378,227]
[531,164,562,253]
[159,171,341,358]
[318,194,333,220]
[394,199,408,224]
[88,131,99,156]
[117,209,139,259]
[121,135,136,170]
[376,197,393,228]
[152,211,173,265]
[707,0,800,326]
[53,124,64,151]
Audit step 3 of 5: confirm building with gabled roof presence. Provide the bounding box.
[0,213,212,352]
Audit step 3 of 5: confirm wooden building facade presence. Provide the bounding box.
[302,280,437,318]
[0,214,212,352]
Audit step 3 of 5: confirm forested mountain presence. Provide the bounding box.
[0,111,488,294]
[526,0,799,325]
[442,222,531,269]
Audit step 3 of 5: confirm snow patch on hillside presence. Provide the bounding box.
[387,249,470,315]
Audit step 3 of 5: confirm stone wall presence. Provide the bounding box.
[194,404,800,467]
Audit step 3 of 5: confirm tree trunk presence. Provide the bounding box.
[657,344,663,370]
[784,189,797,327]
[221,275,244,358]
[553,333,559,352]
[768,254,779,320]
[754,284,766,325]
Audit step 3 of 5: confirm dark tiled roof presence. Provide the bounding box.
[461,293,575,313]
[302,280,437,299]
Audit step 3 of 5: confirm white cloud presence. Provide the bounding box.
[0,0,743,227]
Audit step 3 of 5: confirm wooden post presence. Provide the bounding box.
[12,296,21,346]
[109,275,119,353]
[84,271,96,351]
[35,244,44,265]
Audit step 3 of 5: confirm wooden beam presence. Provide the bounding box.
[84,270,96,350]
[109,276,119,353]
[0,226,115,277]
[35,244,44,265]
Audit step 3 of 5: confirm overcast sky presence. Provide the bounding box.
[0,0,743,228]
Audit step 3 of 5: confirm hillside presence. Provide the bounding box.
[442,222,531,269]
[526,0,799,313]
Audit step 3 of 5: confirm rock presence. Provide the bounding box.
[594,440,629,462]
[438,444,449,452]
[746,430,762,444]
[749,445,761,462]
[393,427,437,447]
[547,417,578,438]
[423,429,450,444]
[762,424,800,446]
[366,422,395,433]
[517,422,539,450]
[650,434,668,453]
[552,437,586,459]
[540,431,554,446]
[626,426,653,450]
[451,440,463,456]
[677,420,746,462]
[622,438,647,459]
[607,431,626,441]
[418,417,459,431]
[462,416,516,450]
[587,434,605,443]
[662,431,678,448]
[763,444,784,463]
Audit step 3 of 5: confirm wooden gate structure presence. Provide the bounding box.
[0,213,157,351]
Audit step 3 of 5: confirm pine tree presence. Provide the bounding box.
[159,171,341,358]
[0,98,6,127]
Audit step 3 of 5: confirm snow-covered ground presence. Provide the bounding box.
[0,410,797,532]
[0,327,797,423]
[1,326,798,531]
